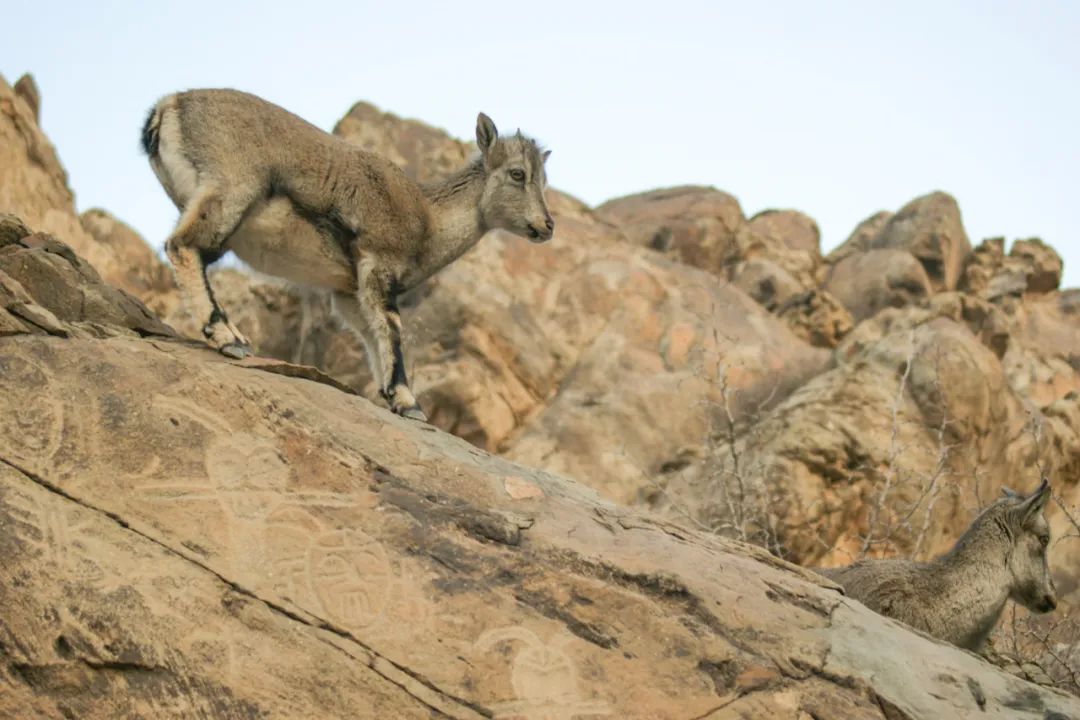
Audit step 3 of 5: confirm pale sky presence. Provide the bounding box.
[5,1,1079,287]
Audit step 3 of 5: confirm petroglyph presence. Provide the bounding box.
[265,506,434,637]
[6,488,102,583]
[0,354,63,471]
[475,627,610,720]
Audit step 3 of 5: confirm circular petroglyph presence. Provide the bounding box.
[0,355,62,469]
[309,528,392,629]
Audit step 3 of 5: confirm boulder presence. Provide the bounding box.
[748,208,822,257]
[595,186,744,274]
[777,289,855,349]
[14,72,40,123]
[870,191,972,291]
[79,209,178,316]
[0,230,173,339]
[825,248,933,322]
[963,237,1064,299]
[1010,238,1063,293]
[1002,289,1080,407]
[826,210,892,264]
[333,101,472,184]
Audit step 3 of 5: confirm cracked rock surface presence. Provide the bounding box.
[1,237,1078,720]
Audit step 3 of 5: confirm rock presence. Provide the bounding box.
[0,233,175,339]
[825,248,933,321]
[730,257,805,310]
[14,72,40,123]
[1,241,1077,719]
[0,213,31,248]
[963,237,1012,298]
[502,254,829,504]
[726,221,821,307]
[1010,238,1063,293]
[662,299,1042,567]
[963,237,1064,299]
[333,101,472,184]
[1004,290,1080,407]
[4,82,1080,715]
[748,208,822,257]
[79,209,179,315]
[0,75,151,287]
[777,289,855,348]
[871,191,972,291]
[826,210,892,264]
[595,186,744,274]
[598,191,823,315]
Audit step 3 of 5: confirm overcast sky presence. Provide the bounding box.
[4,0,1078,287]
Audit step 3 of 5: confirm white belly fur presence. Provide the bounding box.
[228,197,355,292]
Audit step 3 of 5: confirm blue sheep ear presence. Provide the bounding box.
[542,150,551,163]
[1018,479,1052,523]
[476,113,498,155]
[1000,485,1018,498]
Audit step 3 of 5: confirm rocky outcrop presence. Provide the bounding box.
[2,235,1078,719]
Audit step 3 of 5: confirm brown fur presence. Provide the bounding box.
[819,480,1057,651]
[143,89,553,420]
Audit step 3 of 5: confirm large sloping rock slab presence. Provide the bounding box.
[1,332,1077,719]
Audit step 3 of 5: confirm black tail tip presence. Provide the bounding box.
[141,107,159,156]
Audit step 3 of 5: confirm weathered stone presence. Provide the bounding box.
[595,186,744,274]
[0,213,31,248]
[0,234,174,338]
[777,289,855,348]
[748,208,821,257]
[14,72,40,123]
[825,248,932,321]
[871,191,972,291]
[826,210,892,264]
[1010,238,1063,294]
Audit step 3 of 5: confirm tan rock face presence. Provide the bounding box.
[963,236,1065,299]
[595,185,744,273]
[333,101,472,183]
[827,210,893,264]
[661,298,1060,567]
[825,248,933,322]
[0,75,98,259]
[13,73,40,123]
[502,253,829,504]
[0,232,173,339]
[79,208,178,315]
[748,208,822,257]
[2,236,1077,719]
[870,191,972,291]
